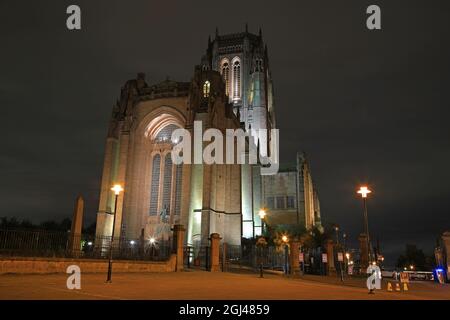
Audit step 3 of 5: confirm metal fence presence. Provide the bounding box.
[184,245,210,270]
[0,229,172,261]
[218,244,287,272]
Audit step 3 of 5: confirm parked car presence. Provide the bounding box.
[381,270,396,278]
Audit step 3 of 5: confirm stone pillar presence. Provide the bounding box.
[96,137,117,237]
[289,239,301,276]
[172,225,185,272]
[70,196,84,257]
[442,231,450,279]
[326,239,336,275]
[435,247,444,267]
[359,233,369,271]
[210,233,221,272]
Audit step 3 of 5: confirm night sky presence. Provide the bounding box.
[1,0,449,266]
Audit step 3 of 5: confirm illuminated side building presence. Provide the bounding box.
[261,153,323,231]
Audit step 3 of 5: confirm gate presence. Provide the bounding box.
[184,245,210,270]
[221,243,287,273]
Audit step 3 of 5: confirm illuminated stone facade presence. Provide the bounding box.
[261,153,323,231]
[95,69,242,246]
[95,28,322,248]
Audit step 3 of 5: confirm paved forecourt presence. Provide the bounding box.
[0,270,448,300]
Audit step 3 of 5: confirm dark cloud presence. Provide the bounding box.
[1,0,449,266]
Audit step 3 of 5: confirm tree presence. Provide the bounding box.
[300,225,333,250]
[83,221,97,235]
[0,216,73,232]
[396,244,433,271]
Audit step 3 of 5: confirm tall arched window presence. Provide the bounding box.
[255,59,263,72]
[174,164,183,217]
[149,154,161,216]
[161,154,173,219]
[233,60,241,99]
[221,62,230,96]
[203,81,210,98]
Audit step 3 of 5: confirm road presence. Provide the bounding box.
[0,270,449,300]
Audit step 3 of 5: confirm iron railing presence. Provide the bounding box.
[218,244,287,271]
[0,229,172,261]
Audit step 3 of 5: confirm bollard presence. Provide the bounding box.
[387,282,393,292]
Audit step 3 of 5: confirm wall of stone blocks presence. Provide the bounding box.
[0,255,177,274]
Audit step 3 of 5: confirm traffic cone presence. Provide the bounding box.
[395,283,401,291]
[387,282,393,292]
[403,283,409,291]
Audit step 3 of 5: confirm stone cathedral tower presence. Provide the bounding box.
[201,25,276,135]
[200,26,277,238]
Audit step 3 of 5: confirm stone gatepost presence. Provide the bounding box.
[358,233,369,271]
[210,233,221,272]
[289,238,301,276]
[70,195,84,257]
[326,239,336,275]
[442,231,450,279]
[172,225,185,272]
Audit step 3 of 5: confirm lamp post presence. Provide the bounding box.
[282,235,289,275]
[334,225,344,282]
[106,184,123,283]
[149,237,156,259]
[343,233,347,273]
[357,186,372,265]
[334,225,340,245]
[258,209,267,235]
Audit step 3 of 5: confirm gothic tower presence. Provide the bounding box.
[200,26,277,238]
[201,25,276,135]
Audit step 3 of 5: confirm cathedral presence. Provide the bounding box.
[95,27,322,248]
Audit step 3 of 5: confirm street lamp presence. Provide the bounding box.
[149,237,157,258]
[334,225,340,245]
[282,235,289,275]
[106,184,123,283]
[334,225,344,282]
[258,209,267,235]
[357,186,372,265]
[343,233,347,272]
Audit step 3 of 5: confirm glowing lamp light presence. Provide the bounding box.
[258,209,267,220]
[357,186,371,198]
[149,238,156,244]
[87,242,93,246]
[282,235,288,243]
[130,240,135,245]
[111,184,124,195]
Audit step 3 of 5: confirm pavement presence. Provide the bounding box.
[0,269,449,300]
